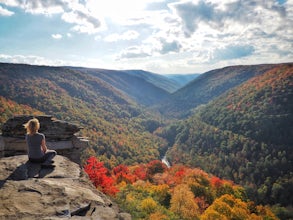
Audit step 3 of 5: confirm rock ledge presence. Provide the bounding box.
[1,115,81,140]
[0,155,131,220]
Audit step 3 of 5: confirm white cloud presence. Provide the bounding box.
[0,0,292,74]
[0,0,103,34]
[0,53,110,69]
[94,35,102,41]
[0,54,66,66]
[104,31,139,42]
[0,0,66,15]
[23,1,64,15]
[169,0,290,37]
[0,0,22,7]
[145,35,182,55]
[162,0,293,67]
[0,5,14,16]
[85,0,150,20]
[61,10,102,34]
[117,46,151,60]
[160,39,181,54]
[211,44,255,62]
[52,34,63,39]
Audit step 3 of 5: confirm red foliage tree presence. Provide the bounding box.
[210,176,224,188]
[133,164,148,181]
[174,166,186,183]
[84,156,119,195]
[112,164,136,184]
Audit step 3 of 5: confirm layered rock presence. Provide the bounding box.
[0,155,131,220]
[1,115,82,140]
[0,116,88,163]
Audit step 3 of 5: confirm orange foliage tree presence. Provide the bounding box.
[112,164,136,184]
[170,184,200,220]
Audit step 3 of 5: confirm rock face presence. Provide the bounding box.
[0,116,88,164]
[1,115,82,140]
[0,155,131,220]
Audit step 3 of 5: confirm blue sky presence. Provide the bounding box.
[0,0,292,74]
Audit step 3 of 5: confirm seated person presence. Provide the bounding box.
[24,118,57,166]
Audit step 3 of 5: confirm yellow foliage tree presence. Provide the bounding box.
[201,194,278,220]
[170,184,200,220]
[202,194,252,219]
[148,212,169,220]
[140,197,158,214]
[255,205,278,220]
[151,184,170,205]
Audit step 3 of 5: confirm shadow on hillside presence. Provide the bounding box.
[0,161,55,188]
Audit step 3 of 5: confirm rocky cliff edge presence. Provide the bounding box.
[0,155,131,220]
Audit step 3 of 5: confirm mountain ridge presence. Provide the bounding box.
[164,73,200,87]
[156,63,285,118]
[64,66,180,106]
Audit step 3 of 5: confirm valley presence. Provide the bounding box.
[0,62,292,219]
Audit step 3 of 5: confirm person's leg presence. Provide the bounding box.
[29,157,46,163]
[43,150,57,164]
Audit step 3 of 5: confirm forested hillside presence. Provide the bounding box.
[0,96,44,124]
[157,64,276,118]
[160,63,292,213]
[122,70,181,93]
[66,67,179,106]
[0,63,167,166]
[0,62,292,219]
[200,64,293,146]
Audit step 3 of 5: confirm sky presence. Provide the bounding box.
[0,0,292,74]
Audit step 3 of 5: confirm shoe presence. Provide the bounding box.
[41,164,56,169]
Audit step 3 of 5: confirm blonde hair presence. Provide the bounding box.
[24,118,40,135]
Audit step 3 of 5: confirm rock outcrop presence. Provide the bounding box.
[0,155,131,220]
[2,115,81,140]
[0,116,88,164]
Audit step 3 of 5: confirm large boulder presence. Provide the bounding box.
[0,155,131,220]
[1,115,82,140]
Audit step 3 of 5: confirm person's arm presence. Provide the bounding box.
[41,138,48,153]
[25,134,29,154]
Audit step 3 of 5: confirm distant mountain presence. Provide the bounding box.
[65,67,178,106]
[157,64,278,118]
[164,73,200,87]
[122,69,181,93]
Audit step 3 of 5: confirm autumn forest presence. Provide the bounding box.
[0,62,292,219]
